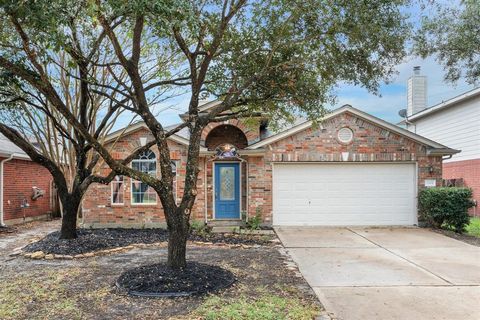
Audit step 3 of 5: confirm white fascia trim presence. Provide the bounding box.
[104,121,147,143]
[408,87,480,121]
[199,149,266,156]
[0,152,31,161]
[247,105,452,151]
[198,100,222,113]
[104,122,207,151]
[246,120,312,149]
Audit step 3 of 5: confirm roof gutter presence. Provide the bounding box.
[408,87,480,122]
[0,154,14,226]
[426,148,461,156]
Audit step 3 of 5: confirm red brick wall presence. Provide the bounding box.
[201,119,260,146]
[2,158,53,223]
[205,124,248,150]
[443,159,480,215]
[82,128,207,227]
[248,111,443,223]
[83,112,443,227]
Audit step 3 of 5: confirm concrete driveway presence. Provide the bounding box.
[276,227,480,320]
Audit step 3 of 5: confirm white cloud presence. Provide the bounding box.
[109,56,477,132]
[334,56,477,123]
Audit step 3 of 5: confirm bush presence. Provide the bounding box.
[246,208,262,230]
[190,220,212,236]
[418,187,475,233]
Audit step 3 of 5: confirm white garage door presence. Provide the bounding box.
[273,163,417,226]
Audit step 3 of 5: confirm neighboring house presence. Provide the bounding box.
[403,67,480,214]
[82,103,456,228]
[0,134,56,226]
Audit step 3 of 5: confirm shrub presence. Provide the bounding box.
[246,208,262,230]
[190,220,212,236]
[418,187,475,233]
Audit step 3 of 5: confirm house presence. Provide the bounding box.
[0,134,56,226]
[403,67,480,214]
[81,103,457,228]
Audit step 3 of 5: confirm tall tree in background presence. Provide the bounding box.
[415,0,480,84]
[0,0,411,268]
[0,3,160,239]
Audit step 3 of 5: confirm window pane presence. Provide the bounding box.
[111,175,124,204]
[132,162,139,171]
[131,150,157,204]
[132,181,156,204]
[220,167,235,200]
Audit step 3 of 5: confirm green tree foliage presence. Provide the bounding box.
[0,0,412,267]
[414,0,480,84]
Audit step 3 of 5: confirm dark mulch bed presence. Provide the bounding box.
[23,228,274,255]
[0,225,19,239]
[433,228,480,247]
[0,226,16,235]
[116,261,235,297]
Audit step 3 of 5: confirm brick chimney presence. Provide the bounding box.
[407,66,427,117]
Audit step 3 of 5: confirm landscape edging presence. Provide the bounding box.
[14,240,261,260]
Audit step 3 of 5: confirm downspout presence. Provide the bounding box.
[0,154,14,226]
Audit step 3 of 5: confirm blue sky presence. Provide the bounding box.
[116,0,476,129]
[335,56,477,124]
[148,55,476,127]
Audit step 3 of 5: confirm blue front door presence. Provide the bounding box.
[215,163,240,219]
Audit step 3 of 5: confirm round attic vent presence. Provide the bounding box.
[337,127,354,144]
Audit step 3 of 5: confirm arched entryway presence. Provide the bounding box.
[205,124,248,150]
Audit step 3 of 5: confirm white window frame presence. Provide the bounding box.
[171,160,178,204]
[111,175,125,205]
[131,150,158,205]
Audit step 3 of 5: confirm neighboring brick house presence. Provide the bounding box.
[402,67,480,215]
[82,103,456,228]
[0,134,55,226]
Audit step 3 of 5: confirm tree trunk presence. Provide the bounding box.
[59,194,81,239]
[166,209,189,269]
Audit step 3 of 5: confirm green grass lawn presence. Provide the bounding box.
[194,287,320,320]
[466,217,480,237]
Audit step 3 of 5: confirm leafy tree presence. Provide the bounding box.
[0,0,410,268]
[0,2,155,239]
[414,0,480,84]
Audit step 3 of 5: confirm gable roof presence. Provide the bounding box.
[0,134,31,160]
[246,105,459,155]
[407,87,480,122]
[106,105,458,156]
[104,121,208,151]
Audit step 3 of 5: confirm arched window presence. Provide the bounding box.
[131,150,157,204]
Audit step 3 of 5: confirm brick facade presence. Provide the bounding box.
[82,128,206,227]
[205,124,249,150]
[201,119,260,145]
[249,112,443,223]
[82,110,444,227]
[2,158,54,224]
[443,159,480,215]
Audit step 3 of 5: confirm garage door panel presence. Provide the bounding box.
[273,163,416,226]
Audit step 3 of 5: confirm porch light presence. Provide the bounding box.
[215,143,239,158]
